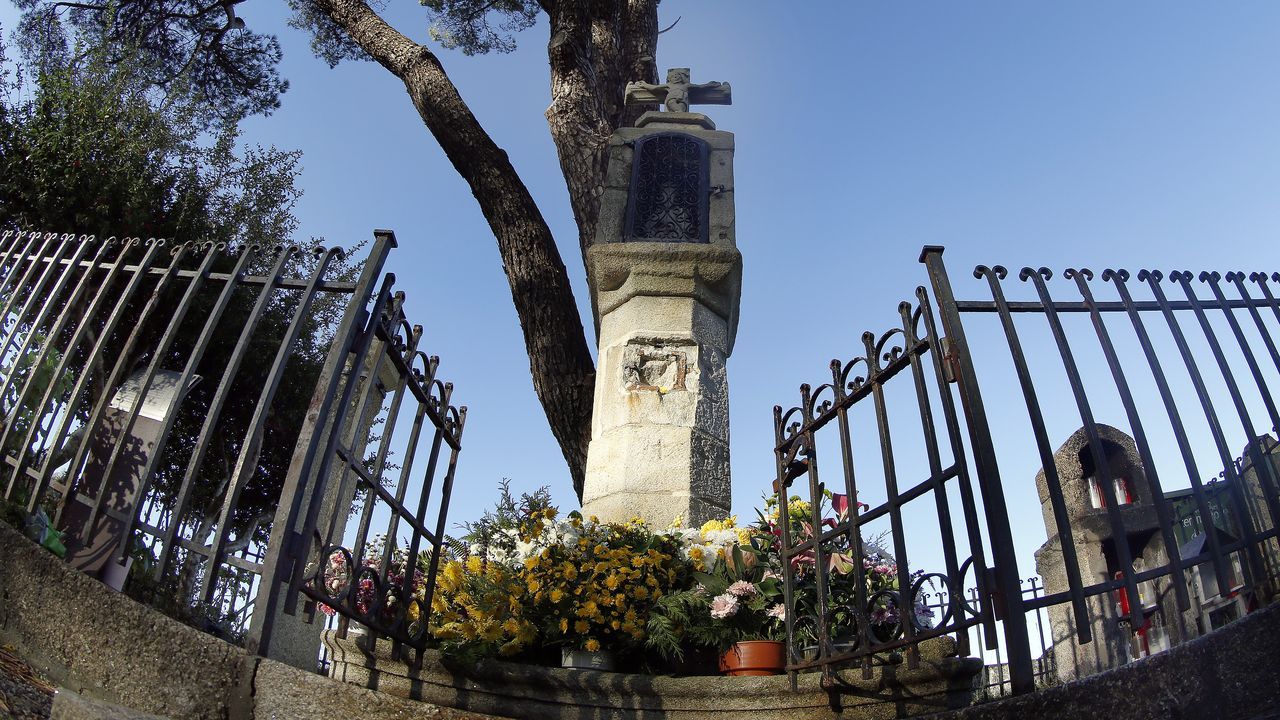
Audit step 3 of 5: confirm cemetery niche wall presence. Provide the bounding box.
[1035,426,1280,682]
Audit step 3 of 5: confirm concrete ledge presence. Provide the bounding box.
[0,521,244,719]
[51,688,170,720]
[0,521,503,720]
[325,635,981,719]
[252,657,495,720]
[927,599,1280,720]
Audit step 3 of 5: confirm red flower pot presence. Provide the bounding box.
[719,640,785,676]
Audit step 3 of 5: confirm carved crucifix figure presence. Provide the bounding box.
[625,67,732,113]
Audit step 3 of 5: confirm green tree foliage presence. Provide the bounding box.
[0,26,300,241]
[10,0,284,121]
[0,30,359,633]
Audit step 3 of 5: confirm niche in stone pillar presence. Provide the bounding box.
[624,133,710,243]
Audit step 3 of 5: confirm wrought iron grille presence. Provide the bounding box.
[772,284,994,686]
[265,270,466,662]
[773,245,1280,696]
[624,132,710,243]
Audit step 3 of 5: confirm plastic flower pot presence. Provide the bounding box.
[561,647,617,671]
[719,640,785,676]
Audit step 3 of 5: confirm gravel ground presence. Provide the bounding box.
[0,645,53,720]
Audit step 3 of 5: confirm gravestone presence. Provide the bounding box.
[580,68,740,527]
[60,369,201,586]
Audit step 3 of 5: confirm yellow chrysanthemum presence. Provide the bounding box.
[584,638,601,652]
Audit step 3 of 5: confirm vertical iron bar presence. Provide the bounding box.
[0,231,32,290]
[82,243,222,539]
[916,286,996,651]
[3,237,116,505]
[974,264,1093,643]
[348,324,422,575]
[381,392,429,581]
[1231,274,1280,385]
[1172,272,1280,588]
[798,382,834,686]
[284,272,396,613]
[35,240,162,516]
[55,242,190,527]
[828,357,873,670]
[412,407,465,660]
[1071,269,1191,623]
[401,422,446,602]
[899,301,966,650]
[197,247,347,604]
[1200,272,1280,529]
[323,293,404,549]
[862,330,919,666]
[153,244,300,580]
[112,245,259,563]
[1023,267,1143,628]
[920,246,1034,695]
[0,234,78,380]
[1108,271,1232,591]
[1142,271,1263,589]
[0,235,98,424]
[773,405,799,679]
[0,232,59,359]
[249,230,393,658]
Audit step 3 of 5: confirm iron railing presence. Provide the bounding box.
[773,246,1280,695]
[0,228,465,661]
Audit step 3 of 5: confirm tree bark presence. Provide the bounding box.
[545,0,658,267]
[309,0,597,499]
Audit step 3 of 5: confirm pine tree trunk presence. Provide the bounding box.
[308,0,603,498]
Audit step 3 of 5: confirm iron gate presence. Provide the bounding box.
[774,246,1280,695]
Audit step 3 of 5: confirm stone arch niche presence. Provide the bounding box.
[1033,424,1171,682]
[623,132,710,244]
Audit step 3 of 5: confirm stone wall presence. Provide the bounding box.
[325,635,981,720]
[0,520,491,720]
[929,598,1280,720]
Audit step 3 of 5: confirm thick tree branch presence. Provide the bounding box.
[619,0,658,125]
[544,0,656,271]
[312,0,598,499]
[544,0,611,267]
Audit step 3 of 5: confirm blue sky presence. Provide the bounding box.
[4,2,1280,605]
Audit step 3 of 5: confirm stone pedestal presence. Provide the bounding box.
[580,107,740,528]
[583,244,739,526]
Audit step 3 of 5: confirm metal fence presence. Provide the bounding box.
[0,229,464,661]
[772,246,1280,694]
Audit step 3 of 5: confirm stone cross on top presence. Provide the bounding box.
[625,67,732,113]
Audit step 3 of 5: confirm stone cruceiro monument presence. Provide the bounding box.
[581,68,741,527]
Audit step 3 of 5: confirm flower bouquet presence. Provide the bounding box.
[645,521,787,664]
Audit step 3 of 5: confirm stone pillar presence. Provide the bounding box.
[1032,425,1164,681]
[581,103,740,528]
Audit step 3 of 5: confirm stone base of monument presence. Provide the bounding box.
[323,633,982,719]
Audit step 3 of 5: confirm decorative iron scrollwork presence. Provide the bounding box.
[624,132,710,243]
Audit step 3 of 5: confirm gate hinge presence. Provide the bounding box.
[941,337,960,384]
[984,566,1009,621]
